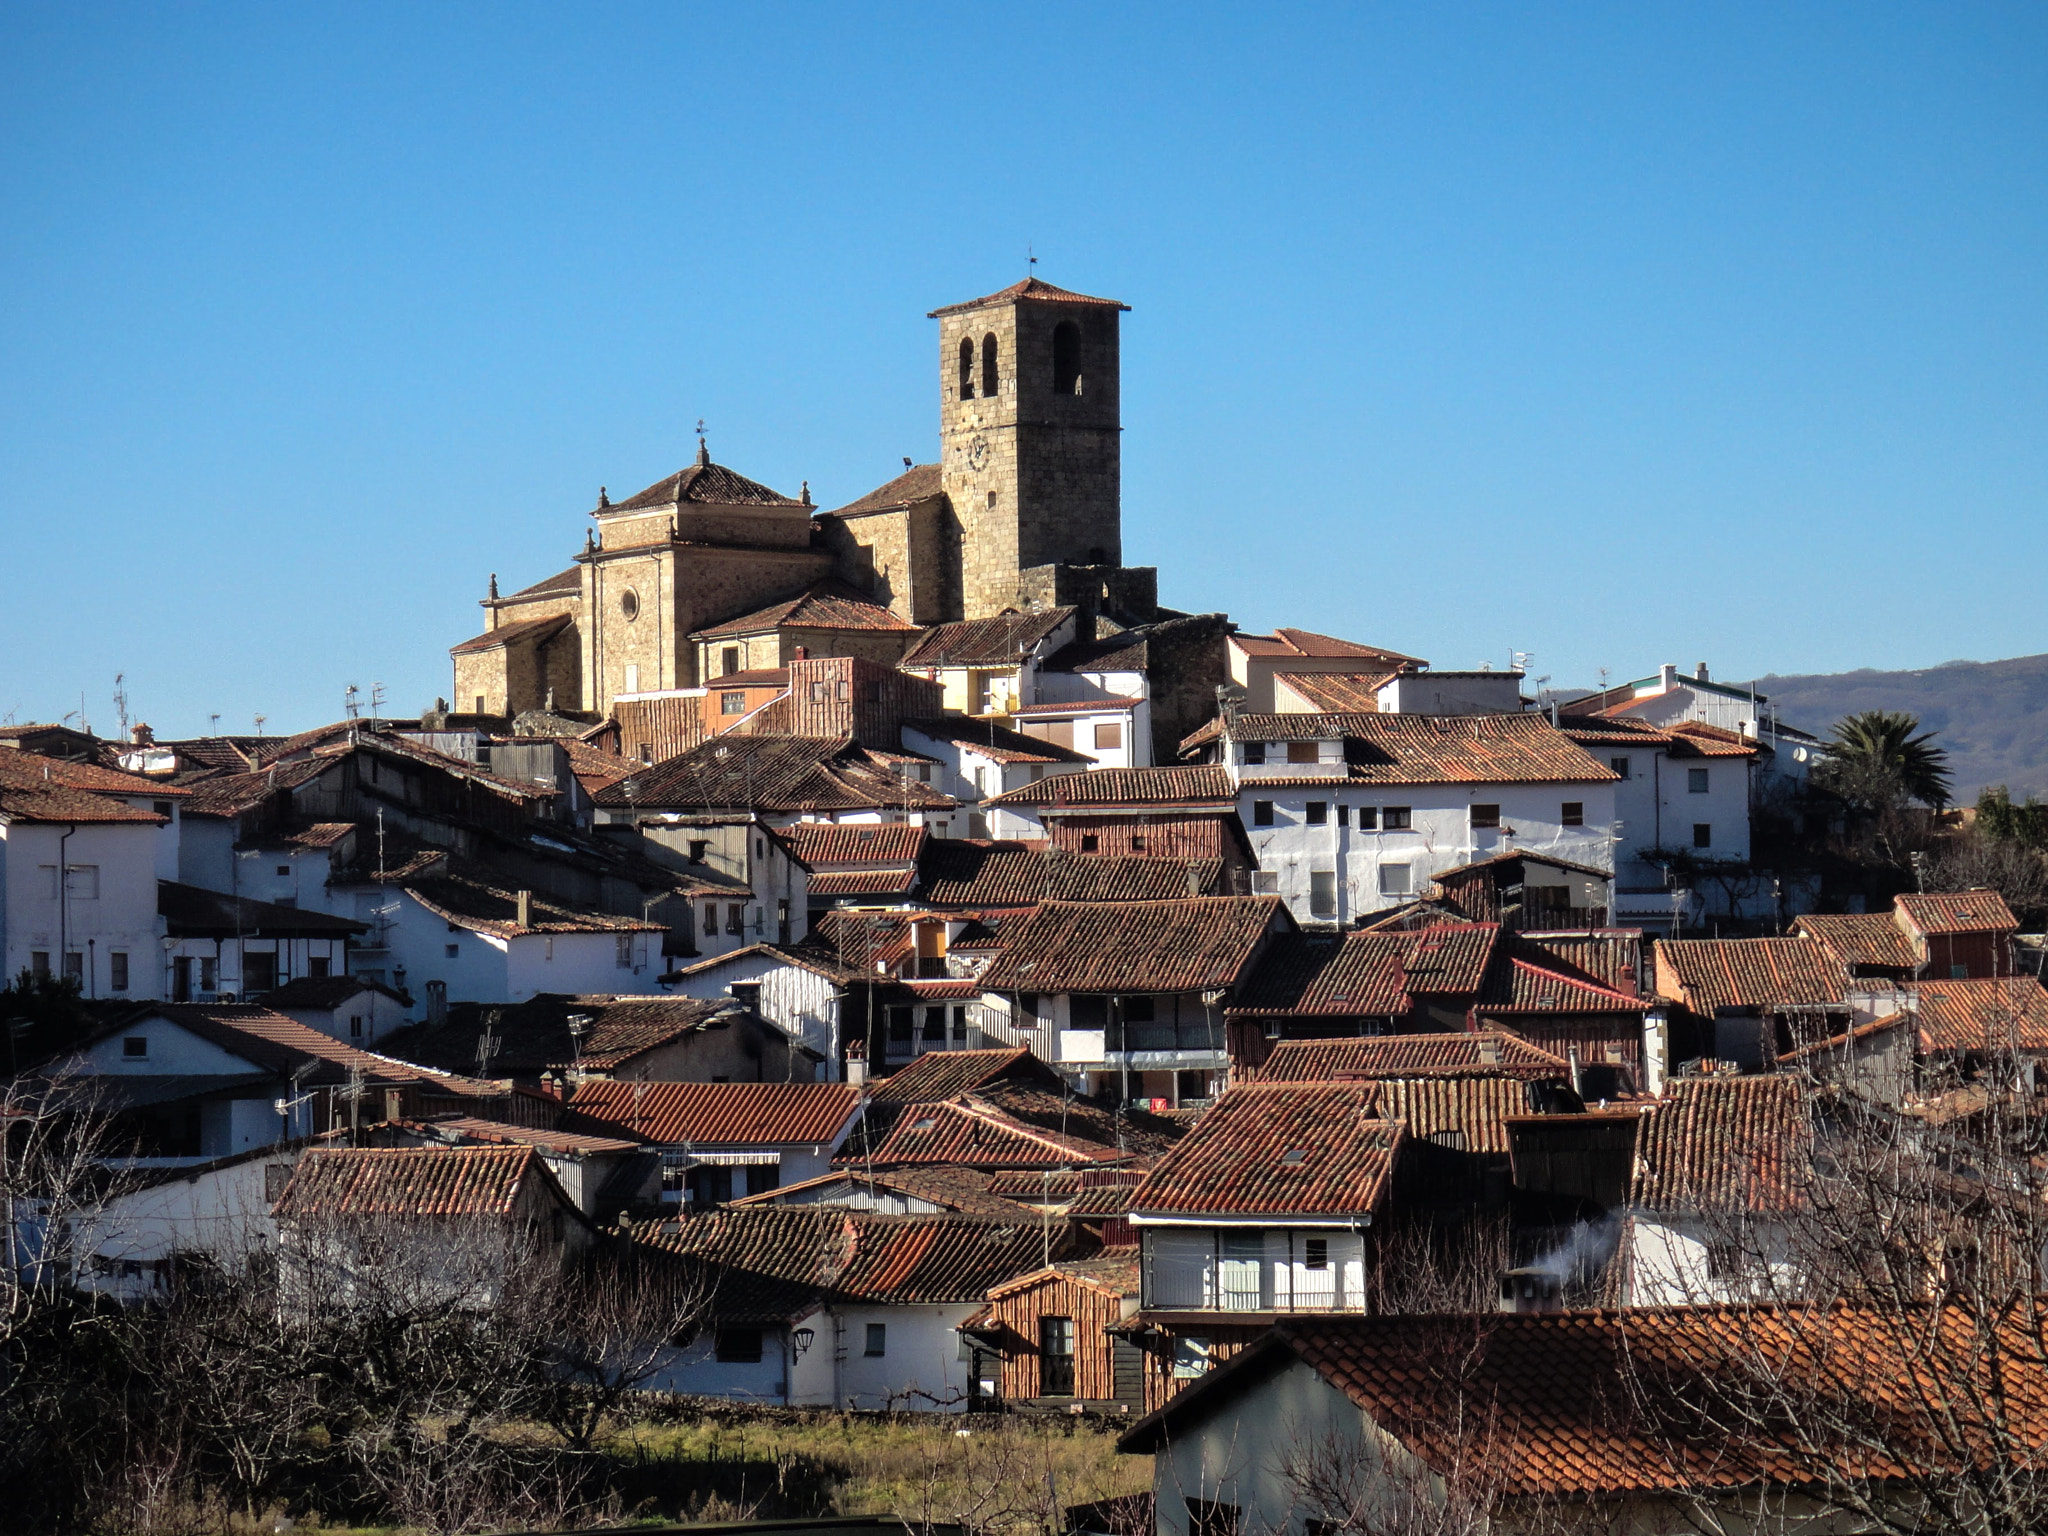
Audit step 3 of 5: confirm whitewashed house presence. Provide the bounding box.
[566,1080,865,1208]
[1567,661,1825,786]
[897,718,1091,837]
[1212,712,1619,928]
[263,973,413,1044]
[159,881,366,1003]
[0,753,187,1001]
[666,944,860,1072]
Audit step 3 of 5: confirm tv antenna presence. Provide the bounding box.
[344,684,362,721]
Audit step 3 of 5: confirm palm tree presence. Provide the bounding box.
[1824,709,1953,808]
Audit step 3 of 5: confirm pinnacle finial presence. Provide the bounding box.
[488,572,499,600]
[800,480,812,507]
[597,485,610,508]
[695,418,709,467]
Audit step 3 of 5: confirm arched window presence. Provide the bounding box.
[1052,321,1082,395]
[957,337,975,400]
[981,333,999,398]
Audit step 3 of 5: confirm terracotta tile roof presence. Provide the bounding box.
[449,612,572,656]
[283,821,358,849]
[592,735,953,814]
[781,821,928,868]
[0,751,173,824]
[917,842,1224,907]
[1374,1075,1533,1155]
[644,1208,1068,1315]
[984,765,1237,810]
[273,1146,551,1219]
[1664,720,1759,757]
[101,1004,497,1093]
[824,461,944,518]
[1007,697,1144,717]
[176,757,332,818]
[1232,630,1423,664]
[1133,1083,1403,1219]
[1227,932,1411,1018]
[505,566,581,600]
[158,880,366,938]
[1395,923,1505,995]
[1227,712,1617,786]
[1794,912,1920,972]
[1776,1012,1914,1065]
[387,994,747,1076]
[1257,1032,1572,1083]
[553,736,637,794]
[859,1083,1181,1169]
[1911,977,2048,1054]
[868,1047,1064,1104]
[664,941,867,987]
[691,582,918,638]
[979,896,1283,994]
[397,1115,644,1155]
[609,456,803,513]
[1656,937,1843,1014]
[1896,889,2019,937]
[259,974,407,1010]
[730,1164,1039,1219]
[809,869,920,897]
[1122,1304,2048,1496]
[986,1250,1141,1303]
[1272,672,1396,712]
[928,277,1129,316]
[1516,931,1645,995]
[902,716,1095,765]
[1630,1076,1808,1213]
[1481,958,1645,1015]
[403,875,664,937]
[900,608,1076,669]
[1042,636,1151,674]
[568,1080,862,1147]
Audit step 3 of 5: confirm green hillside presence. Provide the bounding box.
[1756,653,2048,803]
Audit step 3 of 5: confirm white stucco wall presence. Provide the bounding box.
[0,820,167,1000]
[1140,1226,1370,1312]
[68,1147,299,1300]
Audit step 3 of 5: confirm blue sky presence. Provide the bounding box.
[2,4,2043,737]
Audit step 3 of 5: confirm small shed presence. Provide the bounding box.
[966,1250,1144,1411]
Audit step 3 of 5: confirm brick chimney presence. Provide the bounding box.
[131,723,154,746]
[515,890,533,928]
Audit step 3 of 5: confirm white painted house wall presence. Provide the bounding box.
[57,1013,317,1153]
[355,889,663,1004]
[1621,1216,1800,1308]
[669,950,844,1074]
[274,985,412,1046]
[165,934,355,1004]
[68,1146,299,1301]
[645,1302,975,1411]
[0,820,167,1000]
[1140,1226,1371,1312]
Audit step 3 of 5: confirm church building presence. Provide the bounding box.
[450,278,1159,721]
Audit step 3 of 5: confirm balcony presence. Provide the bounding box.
[1142,1228,1370,1314]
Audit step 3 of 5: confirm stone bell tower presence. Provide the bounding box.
[929,277,1130,620]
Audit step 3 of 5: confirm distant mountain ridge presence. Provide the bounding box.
[1753,652,2048,803]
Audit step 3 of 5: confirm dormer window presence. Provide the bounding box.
[1280,1148,1307,1166]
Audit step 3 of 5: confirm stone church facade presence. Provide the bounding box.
[451,277,1158,721]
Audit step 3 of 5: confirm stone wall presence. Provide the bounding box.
[818,495,961,624]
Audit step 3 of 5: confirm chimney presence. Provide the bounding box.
[793,645,808,661]
[844,1043,867,1088]
[1695,663,1710,682]
[515,890,533,928]
[1658,663,1678,691]
[131,722,154,746]
[1497,1267,1564,1315]
[1477,1035,1502,1065]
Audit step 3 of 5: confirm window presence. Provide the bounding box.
[1039,1316,1076,1396]
[349,1015,364,1038]
[888,1007,914,1042]
[1252,871,1279,894]
[1129,833,1146,851]
[639,743,654,763]
[1309,870,1337,917]
[1693,823,1712,849]
[952,1005,969,1042]
[307,956,329,978]
[1304,1237,1329,1271]
[1336,804,1349,827]
[721,691,746,715]
[1242,741,1265,765]
[473,695,486,714]
[620,588,640,621]
[1610,756,1630,779]
[722,646,741,676]
[1123,996,1156,1024]
[922,1007,946,1042]
[716,1327,764,1363]
[1688,768,1710,794]
[1286,741,1319,765]
[63,952,83,982]
[1383,806,1412,830]
[109,952,128,992]
[1080,833,1100,852]
[153,800,173,818]
[865,1323,887,1357]
[243,951,276,994]
[1379,863,1412,896]
[616,934,635,968]
[1052,320,1082,394]
[1171,1334,1211,1379]
[1252,800,1275,827]
[623,663,639,692]
[981,332,999,397]
[1306,801,1328,825]
[1562,801,1584,826]
[29,952,49,980]
[958,336,976,399]
[703,902,718,932]
[122,1036,148,1059]
[199,957,217,991]
[1470,804,1500,829]
[1093,721,1122,751]
[445,943,461,959]
[726,904,745,935]
[1356,806,1378,830]
[276,864,292,878]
